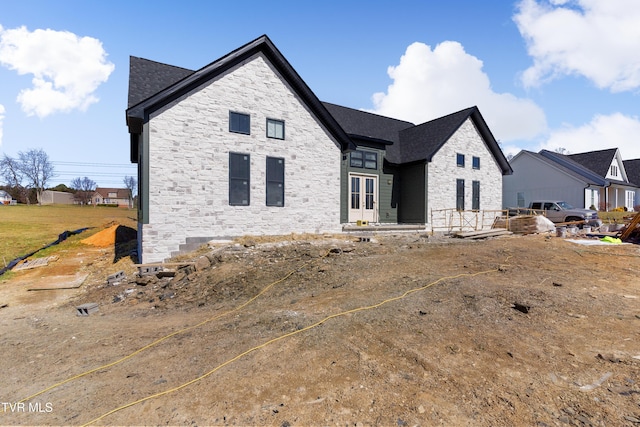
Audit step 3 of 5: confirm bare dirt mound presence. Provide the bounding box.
[1,233,639,426]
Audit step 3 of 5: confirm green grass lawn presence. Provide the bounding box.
[0,204,137,266]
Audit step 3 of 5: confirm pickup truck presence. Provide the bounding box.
[510,201,601,227]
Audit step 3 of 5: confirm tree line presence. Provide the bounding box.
[1,148,136,206]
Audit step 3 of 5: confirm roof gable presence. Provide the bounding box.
[126,35,354,152]
[539,150,608,185]
[388,106,512,175]
[567,148,617,178]
[566,147,632,184]
[524,150,607,186]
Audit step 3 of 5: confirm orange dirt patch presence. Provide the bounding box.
[81,224,119,247]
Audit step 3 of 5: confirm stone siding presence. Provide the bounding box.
[428,118,503,229]
[141,53,342,262]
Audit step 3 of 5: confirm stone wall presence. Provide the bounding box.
[428,118,504,230]
[140,53,342,262]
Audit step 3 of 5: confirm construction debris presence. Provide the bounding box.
[12,256,58,271]
[619,211,640,243]
[453,228,512,239]
[493,215,555,234]
[75,303,99,316]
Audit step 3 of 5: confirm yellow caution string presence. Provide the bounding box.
[19,250,331,404]
[82,267,498,426]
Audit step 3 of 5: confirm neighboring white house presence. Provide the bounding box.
[623,158,640,210]
[504,149,638,211]
[0,190,13,205]
[127,35,512,262]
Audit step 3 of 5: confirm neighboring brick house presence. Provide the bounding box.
[126,35,511,262]
[92,188,131,207]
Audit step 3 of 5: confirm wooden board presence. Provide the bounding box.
[453,229,512,239]
[13,256,58,271]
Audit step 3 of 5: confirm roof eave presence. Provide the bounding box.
[468,108,513,175]
[126,35,355,152]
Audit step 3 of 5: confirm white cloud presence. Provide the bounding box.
[0,104,4,146]
[0,25,115,118]
[514,0,640,92]
[371,41,547,142]
[538,113,640,159]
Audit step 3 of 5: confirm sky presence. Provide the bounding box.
[1,0,639,188]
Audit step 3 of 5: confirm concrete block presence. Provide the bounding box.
[107,270,125,285]
[138,265,163,276]
[76,303,99,316]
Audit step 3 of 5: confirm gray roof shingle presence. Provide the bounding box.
[623,158,640,186]
[538,150,608,185]
[321,102,414,145]
[128,57,194,108]
[567,148,617,178]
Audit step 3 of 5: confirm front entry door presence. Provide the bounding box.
[349,173,377,223]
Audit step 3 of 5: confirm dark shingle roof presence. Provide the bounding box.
[384,106,512,175]
[623,158,640,186]
[126,37,511,175]
[537,150,608,185]
[321,102,414,145]
[128,57,194,108]
[567,148,617,178]
[126,35,355,152]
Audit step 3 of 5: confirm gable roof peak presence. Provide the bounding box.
[126,34,355,152]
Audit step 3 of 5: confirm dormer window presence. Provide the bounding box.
[610,165,618,177]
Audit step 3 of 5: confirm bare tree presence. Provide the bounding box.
[123,175,137,209]
[0,153,29,204]
[554,147,570,155]
[17,149,55,205]
[71,176,96,205]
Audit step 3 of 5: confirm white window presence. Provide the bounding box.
[266,119,284,139]
[626,190,635,211]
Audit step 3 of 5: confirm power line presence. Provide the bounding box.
[52,161,136,168]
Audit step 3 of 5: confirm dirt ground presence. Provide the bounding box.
[1,228,639,426]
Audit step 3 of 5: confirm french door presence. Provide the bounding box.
[349,173,377,223]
